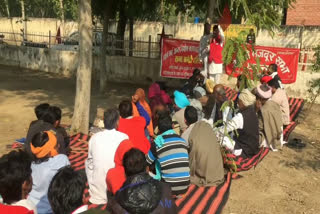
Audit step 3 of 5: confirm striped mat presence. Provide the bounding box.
[223,147,270,173]
[176,172,232,214]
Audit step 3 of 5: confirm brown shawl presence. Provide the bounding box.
[188,121,225,186]
[259,100,283,149]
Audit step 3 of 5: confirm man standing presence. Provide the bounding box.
[199,22,212,76]
[208,25,224,83]
[85,108,129,204]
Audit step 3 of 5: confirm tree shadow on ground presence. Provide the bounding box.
[0,65,148,123]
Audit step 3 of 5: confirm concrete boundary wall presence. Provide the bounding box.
[0,18,320,48]
[0,44,319,103]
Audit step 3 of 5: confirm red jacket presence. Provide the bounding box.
[0,204,34,214]
[208,40,223,64]
[118,117,150,154]
[106,140,134,195]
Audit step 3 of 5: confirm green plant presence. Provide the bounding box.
[222,30,262,91]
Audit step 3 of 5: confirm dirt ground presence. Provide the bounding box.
[0,66,319,213]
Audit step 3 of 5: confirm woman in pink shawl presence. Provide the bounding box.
[148,82,172,127]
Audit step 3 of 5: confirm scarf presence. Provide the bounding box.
[153,129,176,180]
[30,130,58,159]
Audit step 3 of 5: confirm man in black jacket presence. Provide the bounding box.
[108,148,177,214]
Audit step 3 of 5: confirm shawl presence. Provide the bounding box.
[259,100,283,149]
[188,121,224,186]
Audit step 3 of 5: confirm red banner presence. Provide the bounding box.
[160,38,202,79]
[226,46,300,84]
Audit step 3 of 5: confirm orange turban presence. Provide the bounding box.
[31,130,58,159]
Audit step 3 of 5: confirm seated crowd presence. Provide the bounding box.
[0,64,291,214]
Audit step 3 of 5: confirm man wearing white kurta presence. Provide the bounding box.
[85,109,128,204]
[208,25,224,84]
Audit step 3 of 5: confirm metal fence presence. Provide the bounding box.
[0,30,161,58]
[0,30,317,65]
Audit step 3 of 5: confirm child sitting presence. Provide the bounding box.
[28,130,70,214]
[0,150,37,214]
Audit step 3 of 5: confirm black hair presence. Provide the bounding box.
[267,78,280,89]
[192,68,201,77]
[48,166,86,214]
[0,150,32,204]
[104,108,120,130]
[204,22,211,35]
[158,115,173,133]
[119,100,133,118]
[185,106,198,125]
[35,103,50,119]
[213,25,219,31]
[51,106,62,121]
[123,148,147,177]
[40,106,60,125]
[269,64,278,73]
[31,131,50,163]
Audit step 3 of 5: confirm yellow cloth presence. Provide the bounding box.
[205,79,215,94]
[31,130,58,158]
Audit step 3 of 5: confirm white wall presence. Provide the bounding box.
[0,44,318,103]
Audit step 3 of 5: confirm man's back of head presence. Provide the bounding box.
[119,100,133,119]
[184,106,198,126]
[158,115,173,134]
[104,108,120,130]
[123,148,147,177]
[48,166,86,214]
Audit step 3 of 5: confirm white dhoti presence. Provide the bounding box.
[208,62,223,84]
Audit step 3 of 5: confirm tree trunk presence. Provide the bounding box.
[116,0,127,55]
[71,0,93,134]
[20,0,26,40]
[5,0,10,17]
[207,0,215,23]
[59,0,65,37]
[100,8,109,93]
[129,18,133,57]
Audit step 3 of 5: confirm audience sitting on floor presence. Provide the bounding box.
[86,108,129,205]
[28,130,70,214]
[118,100,151,154]
[146,115,190,197]
[217,89,260,158]
[2,69,297,213]
[255,84,284,150]
[108,148,177,214]
[184,106,225,186]
[0,150,36,214]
